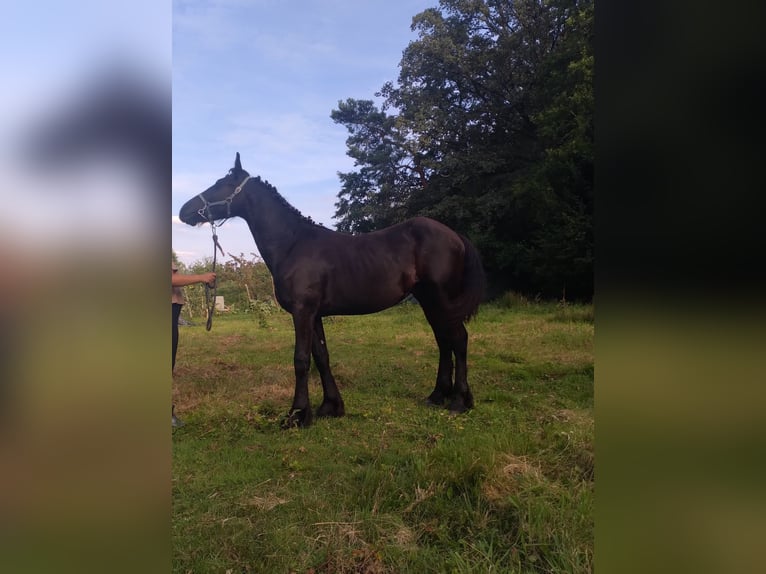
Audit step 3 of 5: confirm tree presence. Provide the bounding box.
[331,99,423,233]
[178,253,277,319]
[332,0,593,299]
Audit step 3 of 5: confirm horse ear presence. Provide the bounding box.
[234,152,242,171]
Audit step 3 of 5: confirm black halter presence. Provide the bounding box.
[196,174,251,222]
[198,175,250,330]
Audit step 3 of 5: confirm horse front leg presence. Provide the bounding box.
[282,309,315,429]
[312,317,345,419]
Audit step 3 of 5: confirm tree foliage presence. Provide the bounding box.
[176,252,277,321]
[332,0,593,300]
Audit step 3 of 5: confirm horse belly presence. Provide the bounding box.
[322,274,409,316]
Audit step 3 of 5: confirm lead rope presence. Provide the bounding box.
[199,175,249,330]
[205,222,225,331]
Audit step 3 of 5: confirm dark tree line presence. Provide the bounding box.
[331,0,593,300]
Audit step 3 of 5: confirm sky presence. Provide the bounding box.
[0,1,170,255]
[171,0,435,267]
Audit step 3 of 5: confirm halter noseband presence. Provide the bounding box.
[196,175,251,222]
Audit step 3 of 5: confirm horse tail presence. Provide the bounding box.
[449,234,486,323]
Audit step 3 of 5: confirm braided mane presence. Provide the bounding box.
[250,175,321,227]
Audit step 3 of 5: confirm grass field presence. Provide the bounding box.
[172,300,593,573]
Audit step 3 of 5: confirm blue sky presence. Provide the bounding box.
[0,1,170,258]
[171,0,435,266]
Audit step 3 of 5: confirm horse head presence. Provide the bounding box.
[179,152,251,225]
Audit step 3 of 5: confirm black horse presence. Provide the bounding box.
[179,153,485,428]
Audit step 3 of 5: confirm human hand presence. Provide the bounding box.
[204,272,216,287]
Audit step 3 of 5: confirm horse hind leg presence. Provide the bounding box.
[446,322,473,414]
[417,285,461,408]
[426,331,454,407]
[419,286,474,412]
[312,317,345,418]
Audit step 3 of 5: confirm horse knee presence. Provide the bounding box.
[293,351,311,376]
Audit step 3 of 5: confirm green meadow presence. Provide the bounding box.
[172,300,593,573]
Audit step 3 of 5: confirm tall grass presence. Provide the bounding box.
[173,300,593,573]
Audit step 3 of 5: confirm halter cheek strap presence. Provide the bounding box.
[196,175,251,221]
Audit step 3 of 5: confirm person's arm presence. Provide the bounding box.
[172,272,216,287]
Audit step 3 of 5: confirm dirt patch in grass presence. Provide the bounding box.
[553,408,593,427]
[314,546,386,574]
[247,493,288,511]
[483,454,545,504]
[252,364,293,384]
[219,334,246,346]
[249,380,294,405]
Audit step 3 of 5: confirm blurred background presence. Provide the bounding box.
[0,2,170,572]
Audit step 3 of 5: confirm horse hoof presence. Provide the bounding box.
[425,392,446,407]
[447,397,472,414]
[280,408,313,429]
[280,415,298,430]
[316,400,345,418]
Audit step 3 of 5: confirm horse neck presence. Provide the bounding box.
[240,183,309,268]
